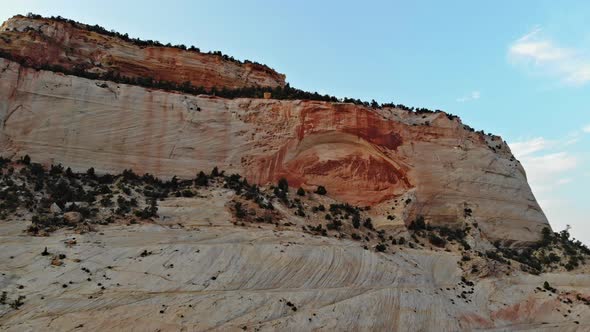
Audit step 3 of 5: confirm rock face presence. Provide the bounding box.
[0,57,547,243]
[0,15,585,331]
[0,15,285,90]
[0,192,588,331]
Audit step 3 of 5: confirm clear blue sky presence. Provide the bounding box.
[2,1,589,243]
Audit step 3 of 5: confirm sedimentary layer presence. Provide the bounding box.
[0,58,548,243]
[0,15,285,90]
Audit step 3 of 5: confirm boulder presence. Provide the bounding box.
[63,211,82,224]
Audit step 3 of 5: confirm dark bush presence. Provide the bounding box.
[122,169,139,182]
[486,250,509,264]
[195,171,208,187]
[278,178,289,192]
[20,155,31,165]
[326,219,342,230]
[352,215,361,229]
[29,163,45,177]
[464,208,472,217]
[86,167,96,178]
[116,196,132,215]
[315,186,327,195]
[49,164,64,175]
[408,216,426,230]
[363,218,374,230]
[543,281,556,292]
[234,201,247,219]
[428,234,447,247]
[134,199,158,219]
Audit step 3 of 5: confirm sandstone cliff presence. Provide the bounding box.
[0,15,285,91]
[0,14,587,332]
[0,57,547,243]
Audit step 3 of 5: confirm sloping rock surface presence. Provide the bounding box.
[0,15,285,90]
[0,58,547,243]
[0,194,587,331]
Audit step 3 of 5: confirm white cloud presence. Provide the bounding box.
[508,26,590,85]
[519,151,577,193]
[510,136,578,192]
[509,137,553,157]
[583,124,590,133]
[456,91,480,103]
[509,136,589,244]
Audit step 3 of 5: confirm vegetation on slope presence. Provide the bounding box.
[406,212,590,275]
[2,156,586,278]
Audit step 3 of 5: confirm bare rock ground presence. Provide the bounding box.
[1,189,588,331]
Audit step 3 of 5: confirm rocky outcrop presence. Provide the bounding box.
[0,14,585,331]
[0,15,285,90]
[0,190,587,331]
[0,58,548,243]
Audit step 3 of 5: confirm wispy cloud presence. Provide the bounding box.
[510,137,578,193]
[556,178,573,185]
[510,137,552,157]
[456,90,480,103]
[509,135,587,242]
[508,26,590,85]
[521,152,577,192]
[583,124,590,133]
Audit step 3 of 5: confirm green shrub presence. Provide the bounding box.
[134,200,158,219]
[49,164,64,175]
[86,167,96,178]
[234,201,247,219]
[29,163,45,177]
[20,155,31,165]
[116,196,133,215]
[211,166,221,177]
[10,296,25,309]
[543,281,556,292]
[464,208,472,217]
[183,189,195,197]
[352,215,361,229]
[122,169,139,181]
[326,219,342,230]
[195,171,208,186]
[315,186,327,195]
[408,216,426,230]
[278,178,289,192]
[486,250,509,264]
[363,218,374,230]
[428,234,446,247]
